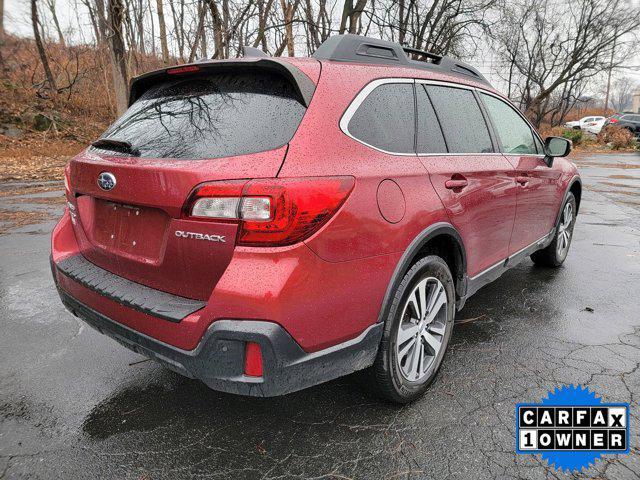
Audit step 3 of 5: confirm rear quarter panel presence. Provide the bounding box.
[280,62,450,263]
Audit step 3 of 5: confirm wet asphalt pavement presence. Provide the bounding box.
[1,153,639,479]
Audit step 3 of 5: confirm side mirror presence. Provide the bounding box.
[544,136,572,166]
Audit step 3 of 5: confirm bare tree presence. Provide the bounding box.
[44,0,66,46]
[280,0,297,55]
[156,0,170,63]
[253,0,276,51]
[107,0,128,114]
[491,0,640,126]
[0,0,5,68]
[611,76,637,112]
[339,0,367,34]
[31,0,57,90]
[365,0,496,57]
[188,0,207,62]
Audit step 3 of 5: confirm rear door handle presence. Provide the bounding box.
[444,178,468,189]
[516,176,529,186]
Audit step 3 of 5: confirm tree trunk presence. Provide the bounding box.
[0,0,4,41]
[107,0,128,115]
[339,0,366,34]
[0,0,5,68]
[207,0,224,58]
[188,0,206,62]
[253,0,274,51]
[280,0,295,56]
[155,0,170,64]
[31,0,57,90]
[46,0,66,47]
[94,0,108,42]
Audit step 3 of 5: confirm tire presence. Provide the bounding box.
[531,192,577,267]
[371,255,455,403]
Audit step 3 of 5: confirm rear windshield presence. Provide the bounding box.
[96,72,307,159]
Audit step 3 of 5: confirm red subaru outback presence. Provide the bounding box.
[51,35,580,403]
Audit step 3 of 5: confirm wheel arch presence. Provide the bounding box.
[568,177,582,214]
[377,222,467,323]
[555,176,582,228]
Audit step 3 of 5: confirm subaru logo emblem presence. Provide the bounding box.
[97,172,116,191]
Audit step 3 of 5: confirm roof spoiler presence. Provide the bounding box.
[312,34,490,86]
[128,58,316,107]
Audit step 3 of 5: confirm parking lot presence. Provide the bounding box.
[1,152,639,479]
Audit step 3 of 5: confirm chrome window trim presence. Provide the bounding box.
[339,77,416,157]
[339,77,546,157]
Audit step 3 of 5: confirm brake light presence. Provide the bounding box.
[184,177,355,246]
[244,342,263,377]
[167,65,200,75]
[609,118,619,123]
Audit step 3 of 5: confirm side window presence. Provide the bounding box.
[480,93,536,154]
[426,85,493,153]
[416,85,447,153]
[534,135,545,155]
[347,83,415,153]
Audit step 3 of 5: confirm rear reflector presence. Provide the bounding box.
[184,177,355,246]
[244,342,263,377]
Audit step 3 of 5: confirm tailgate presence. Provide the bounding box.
[69,147,287,300]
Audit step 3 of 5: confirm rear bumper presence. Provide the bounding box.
[54,276,382,397]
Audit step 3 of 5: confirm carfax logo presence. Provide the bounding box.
[516,385,630,472]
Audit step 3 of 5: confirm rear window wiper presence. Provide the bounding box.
[91,138,140,156]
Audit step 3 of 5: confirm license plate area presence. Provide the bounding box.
[81,197,169,262]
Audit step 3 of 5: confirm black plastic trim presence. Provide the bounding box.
[377,222,468,321]
[55,255,205,323]
[556,176,582,224]
[465,229,554,298]
[55,288,383,397]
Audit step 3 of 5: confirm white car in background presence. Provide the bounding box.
[565,116,606,133]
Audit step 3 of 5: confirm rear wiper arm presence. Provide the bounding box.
[91,138,140,156]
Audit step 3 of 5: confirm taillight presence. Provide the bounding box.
[184,176,355,246]
[64,164,71,195]
[610,118,619,123]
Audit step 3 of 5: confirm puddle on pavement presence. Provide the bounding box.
[0,182,64,234]
[607,174,640,180]
[597,181,640,190]
[0,209,57,235]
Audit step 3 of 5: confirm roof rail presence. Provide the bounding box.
[312,34,489,86]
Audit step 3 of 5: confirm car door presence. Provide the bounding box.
[479,92,562,255]
[415,83,517,278]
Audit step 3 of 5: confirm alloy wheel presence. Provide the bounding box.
[556,202,574,258]
[395,277,448,382]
